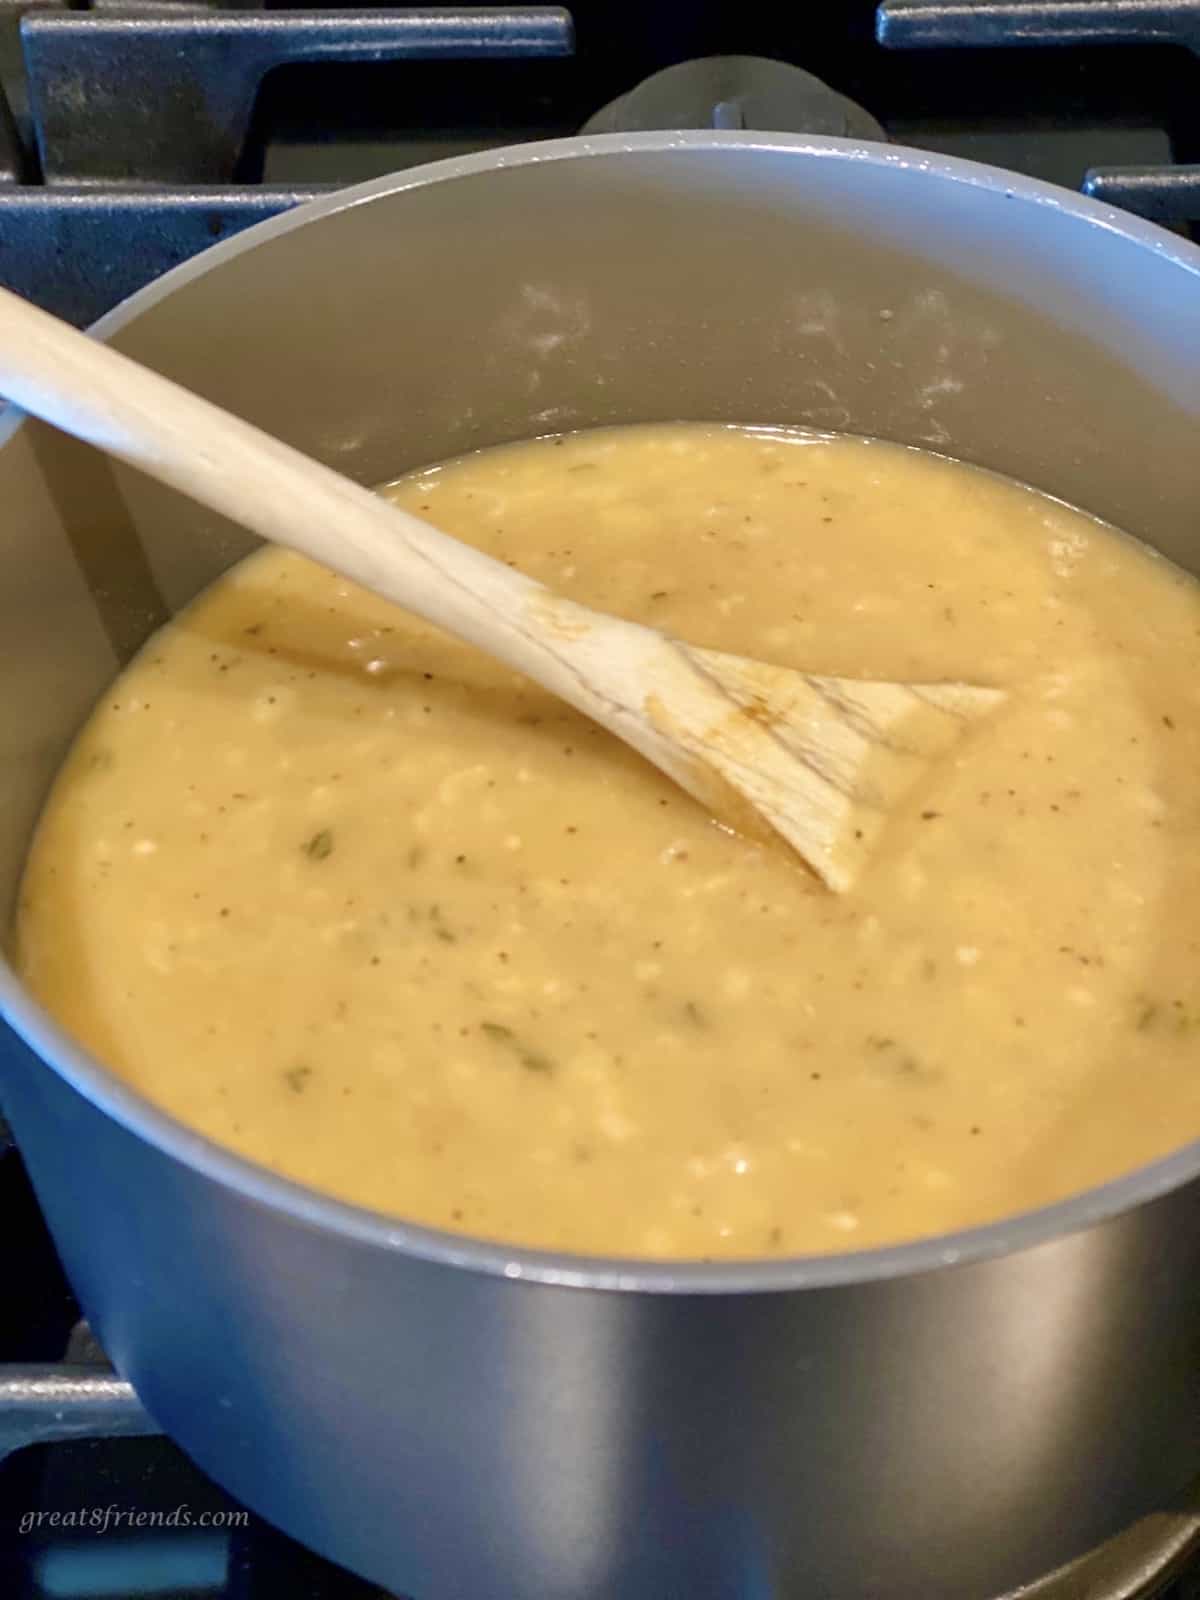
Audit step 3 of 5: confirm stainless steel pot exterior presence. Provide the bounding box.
[1,135,1199,1600]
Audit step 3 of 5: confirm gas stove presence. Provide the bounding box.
[2,3,1200,1595]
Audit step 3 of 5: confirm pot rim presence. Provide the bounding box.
[3,129,1199,1296]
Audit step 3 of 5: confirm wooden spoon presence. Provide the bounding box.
[0,284,1003,891]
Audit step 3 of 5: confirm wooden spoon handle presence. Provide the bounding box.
[0,284,642,708]
[0,286,1008,891]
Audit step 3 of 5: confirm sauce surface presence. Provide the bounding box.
[15,423,1200,1257]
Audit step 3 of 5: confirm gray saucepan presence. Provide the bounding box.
[1,133,1198,1600]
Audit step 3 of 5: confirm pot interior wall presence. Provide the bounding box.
[2,140,1200,920]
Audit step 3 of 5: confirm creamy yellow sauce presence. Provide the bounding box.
[15,423,1200,1258]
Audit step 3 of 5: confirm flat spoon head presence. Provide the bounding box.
[638,639,1004,891]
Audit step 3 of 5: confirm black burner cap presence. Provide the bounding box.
[581,56,886,142]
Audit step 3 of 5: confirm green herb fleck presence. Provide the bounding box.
[479,1021,555,1074]
[865,1035,939,1082]
[683,1000,708,1028]
[283,1063,313,1093]
[896,1054,939,1082]
[303,828,334,861]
